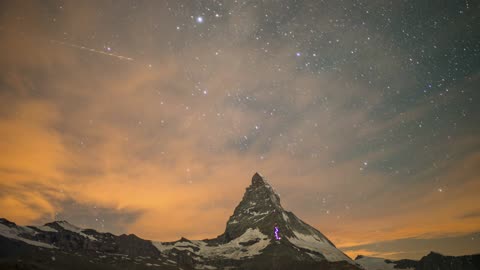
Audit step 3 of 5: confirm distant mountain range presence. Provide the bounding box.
[355,252,480,270]
[1,173,478,269]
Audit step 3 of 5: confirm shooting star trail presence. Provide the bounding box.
[50,39,134,61]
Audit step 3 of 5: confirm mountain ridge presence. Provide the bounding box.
[0,172,361,269]
[354,252,480,270]
[1,173,478,270]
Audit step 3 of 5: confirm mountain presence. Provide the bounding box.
[354,252,480,270]
[0,173,361,269]
[0,217,171,270]
[355,255,417,270]
[153,172,360,269]
[15,172,480,269]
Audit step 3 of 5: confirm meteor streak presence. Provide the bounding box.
[50,39,134,61]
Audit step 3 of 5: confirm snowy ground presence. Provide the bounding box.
[154,228,270,260]
[355,256,414,270]
[55,221,97,241]
[286,230,353,263]
[0,223,56,248]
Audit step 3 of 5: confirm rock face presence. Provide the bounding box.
[221,172,283,242]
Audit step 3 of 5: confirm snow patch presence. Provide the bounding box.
[287,231,352,263]
[154,228,270,260]
[154,240,197,253]
[56,221,97,241]
[282,212,290,222]
[195,264,217,269]
[251,210,270,217]
[166,259,176,265]
[252,215,268,223]
[355,256,414,270]
[35,225,58,233]
[0,223,56,249]
[195,228,270,259]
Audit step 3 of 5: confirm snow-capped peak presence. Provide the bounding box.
[46,220,97,241]
[220,173,356,264]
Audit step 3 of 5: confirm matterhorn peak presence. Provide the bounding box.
[251,172,267,186]
[247,172,281,205]
[218,173,354,264]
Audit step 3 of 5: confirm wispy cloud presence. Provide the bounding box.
[342,232,480,260]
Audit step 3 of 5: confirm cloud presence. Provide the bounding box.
[342,232,480,260]
[51,199,144,235]
[459,210,480,220]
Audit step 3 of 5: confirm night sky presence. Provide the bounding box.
[1,0,479,260]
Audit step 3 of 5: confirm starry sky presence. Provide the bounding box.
[0,0,479,260]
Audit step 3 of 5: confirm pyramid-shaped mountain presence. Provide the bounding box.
[221,173,349,259]
[155,172,360,269]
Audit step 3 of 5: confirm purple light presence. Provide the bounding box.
[274,226,281,240]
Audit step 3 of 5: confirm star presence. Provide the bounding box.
[196,16,204,23]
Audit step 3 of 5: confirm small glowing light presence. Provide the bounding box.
[274,226,281,240]
[203,90,208,95]
[296,52,301,57]
[197,16,204,23]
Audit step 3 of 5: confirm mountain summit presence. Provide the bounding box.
[221,172,282,241]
